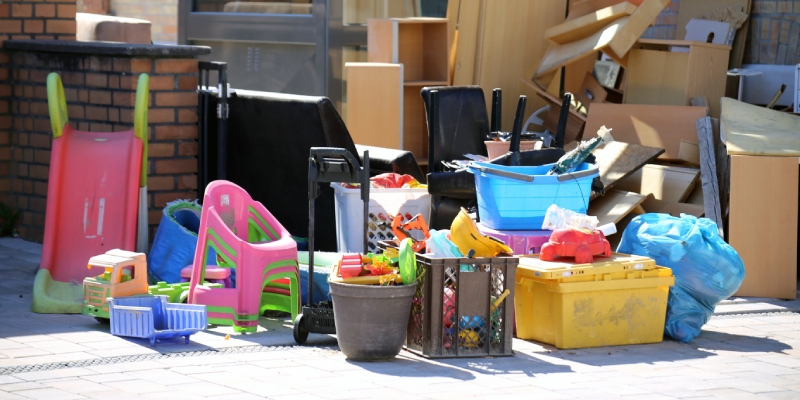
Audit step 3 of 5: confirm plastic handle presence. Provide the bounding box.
[46,73,69,139]
[471,164,534,182]
[134,73,150,188]
[556,165,597,182]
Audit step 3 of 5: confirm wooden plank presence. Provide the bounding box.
[402,84,428,158]
[696,117,724,237]
[606,0,671,57]
[584,103,709,159]
[591,141,665,189]
[730,0,752,69]
[684,18,732,45]
[729,155,798,299]
[641,195,705,217]
[614,164,700,203]
[345,63,403,150]
[684,184,705,205]
[450,0,482,86]
[565,52,600,98]
[575,72,608,111]
[674,0,750,69]
[367,19,394,63]
[624,48,690,106]
[587,190,646,227]
[683,44,731,119]
[678,140,700,166]
[568,0,644,20]
[721,97,800,156]
[545,2,638,44]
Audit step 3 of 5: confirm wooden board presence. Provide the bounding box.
[696,117,724,237]
[575,72,608,111]
[592,141,665,189]
[449,0,483,87]
[684,183,704,205]
[678,140,700,165]
[367,19,394,64]
[624,48,690,106]
[721,97,800,156]
[641,195,705,217]
[614,164,700,203]
[684,18,732,45]
[545,2,638,44]
[584,103,709,160]
[587,190,646,228]
[729,155,798,299]
[345,63,403,150]
[675,0,750,69]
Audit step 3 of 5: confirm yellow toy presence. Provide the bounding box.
[82,249,149,320]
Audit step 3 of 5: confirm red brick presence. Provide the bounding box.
[0,52,9,64]
[23,148,33,163]
[78,89,89,102]
[85,73,107,88]
[22,180,33,193]
[88,56,113,72]
[30,197,46,213]
[29,133,51,149]
[154,125,197,140]
[0,4,9,18]
[177,76,198,90]
[0,67,7,81]
[46,20,75,35]
[178,175,197,190]
[29,70,48,83]
[178,109,198,123]
[33,118,51,134]
[11,4,32,18]
[148,176,175,191]
[63,71,84,85]
[57,4,77,19]
[24,20,44,34]
[149,142,175,158]
[29,164,48,180]
[85,105,108,120]
[155,92,196,107]
[154,191,198,208]
[89,90,111,105]
[34,86,47,100]
[147,76,176,91]
[108,108,119,122]
[178,142,197,156]
[35,4,56,18]
[0,21,22,34]
[64,88,77,102]
[154,159,196,174]
[131,59,152,74]
[90,122,113,132]
[0,147,10,161]
[112,91,134,107]
[30,102,48,117]
[0,116,10,130]
[0,100,8,113]
[34,150,50,164]
[148,210,162,225]
[148,108,175,123]
[0,84,11,97]
[113,58,130,72]
[154,59,197,74]
[108,75,120,89]
[67,104,84,119]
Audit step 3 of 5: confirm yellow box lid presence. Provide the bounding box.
[517,253,658,280]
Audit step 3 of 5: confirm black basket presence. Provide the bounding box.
[301,301,336,335]
[378,241,517,358]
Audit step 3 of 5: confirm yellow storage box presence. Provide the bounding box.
[515,253,674,349]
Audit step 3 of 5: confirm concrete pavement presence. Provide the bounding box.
[2,237,800,399]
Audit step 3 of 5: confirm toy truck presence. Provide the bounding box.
[109,295,207,345]
[82,249,221,321]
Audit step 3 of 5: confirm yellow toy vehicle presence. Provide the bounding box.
[82,249,149,321]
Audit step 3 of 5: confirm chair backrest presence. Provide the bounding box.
[420,86,490,172]
[203,180,284,244]
[223,91,358,251]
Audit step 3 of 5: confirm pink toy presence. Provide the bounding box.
[188,180,301,333]
[180,265,232,288]
[540,228,612,264]
[476,223,551,255]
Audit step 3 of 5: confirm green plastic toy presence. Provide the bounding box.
[399,238,417,285]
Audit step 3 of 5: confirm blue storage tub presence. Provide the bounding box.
[467,161,598,230]
[109,295,207,345]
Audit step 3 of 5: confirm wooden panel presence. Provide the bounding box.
[729,155,798,299]
[614,164,700,203]
[584,103,709,160]
[730,0,752,68]
[641,195,705,217]
[450,0,483,86]
[684,183,704,205]
[606,0,671,58]
[402,84,427,158]
[397,23,423,80]
[592,141,665,189]
[676,0,748,44]
[545,2,638,44]
[684,45,730,119]
[624,49,690,106]
[587,190,646,227]
[422,22,449,82]
[535,17,630,79]
[684,18,731,44]
[575,71,608,111]
[345,63,403,150]
[565,52,600,98]
[721,97,800,156]
[678,140,700,166]
[475,0,567,130]
[367,19,394,63]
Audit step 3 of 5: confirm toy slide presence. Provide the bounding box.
[32,73,149,313]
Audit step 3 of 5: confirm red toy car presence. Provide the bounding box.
[539,228,612,264]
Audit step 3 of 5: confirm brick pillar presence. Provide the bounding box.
[4,41,208,242]
[745,0,800,65]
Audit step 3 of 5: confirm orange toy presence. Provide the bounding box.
[539,228,612,264]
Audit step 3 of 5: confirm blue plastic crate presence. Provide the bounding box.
[467,161,598,230]
[109,295,207,345]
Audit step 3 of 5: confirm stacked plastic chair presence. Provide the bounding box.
[188,180,300,333]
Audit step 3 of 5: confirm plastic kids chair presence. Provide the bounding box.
[188,180,300,333]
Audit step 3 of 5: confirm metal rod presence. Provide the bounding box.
[428,90,438,173]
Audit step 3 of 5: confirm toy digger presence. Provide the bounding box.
[391,213,431,252]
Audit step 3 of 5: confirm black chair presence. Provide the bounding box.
[205,90,424,251]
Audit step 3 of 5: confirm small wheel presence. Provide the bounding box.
[539,243,556,261]
[293,313,308,345]
[603,241,613,258]
[95,317,110,324]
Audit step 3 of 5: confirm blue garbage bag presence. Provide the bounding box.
[617,214,745,342]
[148,200,216,284]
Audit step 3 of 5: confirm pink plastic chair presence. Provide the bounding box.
[188,180,300,333]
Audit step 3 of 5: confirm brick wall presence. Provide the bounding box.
[0,0,77,210]
[641,0,800,65]
[4,44,202,242]
[108,0,178,44]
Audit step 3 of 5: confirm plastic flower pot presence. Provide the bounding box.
[330,281,417,361]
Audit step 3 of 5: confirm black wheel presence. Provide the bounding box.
[95,317,110,324]
[293,314,308,344]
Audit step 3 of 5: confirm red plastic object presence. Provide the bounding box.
[339,254,364,279]
[539,228,612,264]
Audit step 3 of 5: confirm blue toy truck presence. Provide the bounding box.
[109,295,207,345]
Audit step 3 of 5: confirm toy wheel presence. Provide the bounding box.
[95,317,110,324]
[540,243,556,261]
[293,313,308,345]
[603,241,612,258]
[575,245,593,264]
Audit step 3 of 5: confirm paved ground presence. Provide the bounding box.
[2,237,800,399]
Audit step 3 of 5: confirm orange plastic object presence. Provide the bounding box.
[391,213,430,252]
[339,254,364,278]
[539,228,612,264]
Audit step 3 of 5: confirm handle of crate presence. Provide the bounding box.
[555,166,597,182]
[470,164,534,182]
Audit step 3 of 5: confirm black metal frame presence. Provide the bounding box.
[197,61,228,199]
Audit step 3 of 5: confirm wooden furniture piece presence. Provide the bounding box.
[675,0,751,69]
[545,2,638,44]
[623,39,731,118]
[358,17,448,159]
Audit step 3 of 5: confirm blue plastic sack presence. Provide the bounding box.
[617,214,745,342]
[148,200,216,284]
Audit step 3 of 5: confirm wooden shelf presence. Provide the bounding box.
[404,80,449,87]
